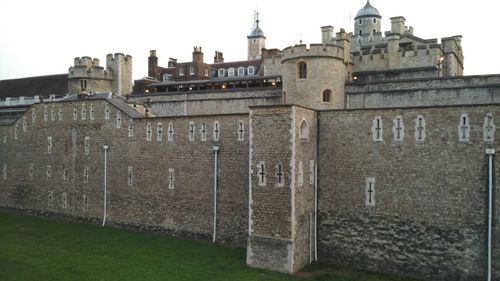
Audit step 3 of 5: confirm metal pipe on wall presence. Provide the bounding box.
[102,144,109,227]
[486,148,495,281]
[213,145,220,243]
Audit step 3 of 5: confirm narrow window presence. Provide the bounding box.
[213,121,220,141]
[48,192,53,206]
[89,104,94,120]
[22,116,27,132]
[83,195,88,211]
[31,107,36,124]
[458,113,470,142]
[359,19,362,25]
[47,136,53,154]
[392,116,404,142]
[298,62,307,79]
[168,122,174,141]
[300,120,309,141]
[372,29,376,35]
[62,192,67,209]
[63,168,68,183]
[204,69,209,77]
[179,67,185,76]
[189,66,195,75]
[359,30,362,36]
[484,113,495,142]
[29,164,34,178]
[51,106,56,121]
[157,123,163,141]
[46,165,52,179]
[104,104,110,120]
[146,123,152,141]
[168,168,175,189]
[415,115,426,142]
[257,161,266,186]
[282,91,287,104]
[372,116,383,142]
[248,66,255,75]
[365,177,376,207]
[127,166,133,186]
[298,161,304,187]
[128,120,134,137]
[309,160,315,185]
[116,111,122,128]
[81,103,87,120]
[44,105,48,122]
[84,136,90,156]
[275,163,284,187]
[2,132,6,144]
[14,124,18,140]
[189,122,195,141]
[322,89,332,103]
[238,121,245,141]
[200,123,207,141]
[2,164,6,180]
[83,166,89,183]
[373,19,377,23]
[58,105,63,121]
[73,106,78,120]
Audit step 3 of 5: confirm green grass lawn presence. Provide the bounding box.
[0,210,421,281]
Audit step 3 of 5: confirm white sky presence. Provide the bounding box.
[0,0,499,80]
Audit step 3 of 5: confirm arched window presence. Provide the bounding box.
[322,89,332,103]
[300,120,309,141]
[298,62,307,79]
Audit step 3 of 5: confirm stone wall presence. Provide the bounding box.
[0,98,249,246]
[318,104,500,280]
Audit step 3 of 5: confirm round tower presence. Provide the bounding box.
[354,0,382,37]
[247,10,266,60]
[281,44,351,110]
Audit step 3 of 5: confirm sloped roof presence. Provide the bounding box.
[0,74,68,99]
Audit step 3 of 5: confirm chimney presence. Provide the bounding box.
[321,26,334,44]
[148,50,158,79]
[168,57,177,68]
[390,17,406,35]
[192,46,204,63]
[214,51,224,63]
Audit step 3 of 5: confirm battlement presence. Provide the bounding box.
[69,56,111,80]
[281,44,347,62]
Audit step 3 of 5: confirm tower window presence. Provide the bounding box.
[298,62,307,79]
[373,29,376,34]
[359,19,362,25]
[359,30,362,36]
[322,89,332,103]
[373,19,377,23]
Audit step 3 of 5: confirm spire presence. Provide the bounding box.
[248,9,265,38]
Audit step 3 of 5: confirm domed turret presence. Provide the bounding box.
[354,0,382,38]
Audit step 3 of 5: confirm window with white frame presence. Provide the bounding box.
[372,116,383,142]
[22,116,27,132]
[29,163,34,178]
[218,68,225,78]
[63,168,68,183]
[44,105,48,122]
[484,113,495,142]
[14,124,18,140]
[458,113,470,142]
[62,192,67,209]
[228,68,235,77]
[392,116,404,142]
[189,122,195,141]
[116,111,122,128]
[168,168,175,189]
[46,165,52,179]
[84,136,90,155]
[163,74,172,81]
[128,120,134,137]
[204,69,209,77]
[275,163,284,187]
[200,123,207,141]
[248,66,255,75]
[213,121,220,141]
[179,67,185,76]
[189,66,195,75]
[146,123,152,141]
[168,122,174,141]
[90,104,94,120]
[237,67,245,76]
[415,115,426,142]
[73,106,78,120]
[127,166,133,186]
[83,166,89,183]
[47,136,53,154]
[51,106,56,121]
[298,161,304,187]
[257,161,266,186]
[32,108,36,124]
[309,160,315,185]
[157,123,163,141]
[237,121,245,141]
[81,103,87,120]
[105,104,110,120]
[58,106,63,121]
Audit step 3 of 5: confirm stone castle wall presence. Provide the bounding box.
[0,98,249,245]
[317,104,500,280]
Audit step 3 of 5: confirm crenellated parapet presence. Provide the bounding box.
[69,57,112,80]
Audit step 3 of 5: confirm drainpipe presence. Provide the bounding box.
[314,162,318,261]
[102,144,109,226]
[213,145,220,243]
[486,148,495,281]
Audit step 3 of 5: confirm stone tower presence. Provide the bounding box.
[354,0,382,38]
[247,11,266,60]
[280,31,351,110]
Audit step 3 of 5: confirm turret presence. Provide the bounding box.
[247,10,266,60]
[321,26,334,44]
[354,0,382,38]
[148,50,158,79]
